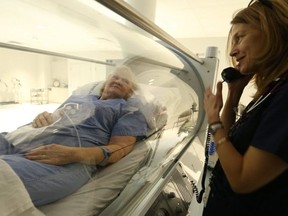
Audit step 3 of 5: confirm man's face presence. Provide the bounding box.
[102,70,134,100]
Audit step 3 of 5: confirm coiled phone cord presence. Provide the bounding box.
[191,131,211,203]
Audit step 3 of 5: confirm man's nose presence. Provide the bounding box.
[114,78,123,85]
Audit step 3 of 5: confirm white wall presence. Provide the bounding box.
[0,48,123,103]
[0,48,51,103]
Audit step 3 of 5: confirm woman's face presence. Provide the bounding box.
[230,23,265,75]
[101,70,134,100]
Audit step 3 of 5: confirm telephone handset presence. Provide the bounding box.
[221,67,246,83]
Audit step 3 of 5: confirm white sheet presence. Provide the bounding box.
[0,159,44,216]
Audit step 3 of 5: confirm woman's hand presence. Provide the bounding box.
[204,81,223,124]
[226,73,254,97]
[25,144,77,165]
[32,111,53,128]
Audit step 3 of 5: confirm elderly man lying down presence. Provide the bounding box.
[0,66,148,206]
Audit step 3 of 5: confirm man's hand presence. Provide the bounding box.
[32,111,53,128]
[25,144,77,165]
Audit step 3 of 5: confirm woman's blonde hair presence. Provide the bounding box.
[227,0,288,98]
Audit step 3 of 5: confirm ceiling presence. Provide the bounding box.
[154,0,249,38]
[0,0,250,54]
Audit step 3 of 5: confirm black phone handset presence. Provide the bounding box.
[221,67,246,83]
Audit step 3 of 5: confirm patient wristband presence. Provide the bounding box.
[208,121,224,135]
[98,146,112,166]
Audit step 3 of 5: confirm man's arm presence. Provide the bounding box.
[25,135,137,166]
[76,135,137,165]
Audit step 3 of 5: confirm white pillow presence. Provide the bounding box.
[72,81,104,96]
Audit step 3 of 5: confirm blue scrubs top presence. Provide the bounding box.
[28,95,148,149]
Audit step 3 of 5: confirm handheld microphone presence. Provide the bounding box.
[221,67,246,83]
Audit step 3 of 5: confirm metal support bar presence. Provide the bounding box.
[0,42,114,66]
